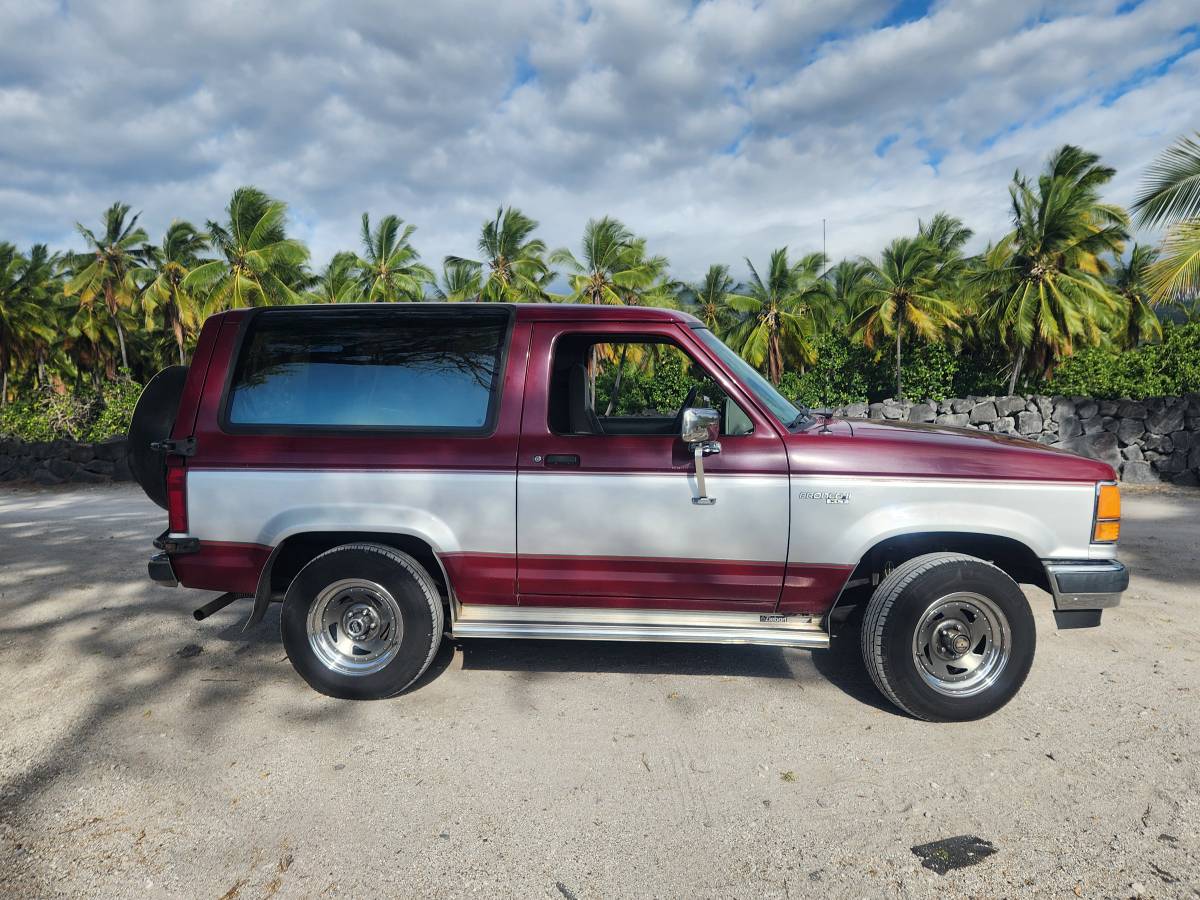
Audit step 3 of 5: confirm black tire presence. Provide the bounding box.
[281,543,444,700]
[860,552,1035,722]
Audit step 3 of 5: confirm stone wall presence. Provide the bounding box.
[831,394,1200,486]
[0,437,131,486]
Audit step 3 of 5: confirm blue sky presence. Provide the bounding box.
[0,0,1197,279]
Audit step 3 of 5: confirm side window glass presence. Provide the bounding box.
[226,309,508,430]
[547,337,753,437]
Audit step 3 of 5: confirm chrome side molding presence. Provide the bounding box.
[452,605,829,649]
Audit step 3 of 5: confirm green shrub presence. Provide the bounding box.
[870,341,959,402]
[778,336,960,406]
[1048,322,1200,399]
[86,376,143,441]
[0,372,143,443]
[778,334,872,408]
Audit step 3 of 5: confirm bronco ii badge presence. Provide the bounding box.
[797,490,851,504]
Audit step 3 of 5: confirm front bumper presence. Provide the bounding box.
[1043,559,1127,627]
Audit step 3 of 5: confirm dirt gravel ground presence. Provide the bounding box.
[0,484,1197,899]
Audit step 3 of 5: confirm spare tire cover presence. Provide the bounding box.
[126,365,189,510]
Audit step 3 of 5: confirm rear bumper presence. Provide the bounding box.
[1043,559,1127,611]
[148,552,178,587]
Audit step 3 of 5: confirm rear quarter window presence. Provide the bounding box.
[223,307,510,433]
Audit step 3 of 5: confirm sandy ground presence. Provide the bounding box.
[0,483,1197,899]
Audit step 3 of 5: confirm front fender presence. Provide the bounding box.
[789,476,1098,565]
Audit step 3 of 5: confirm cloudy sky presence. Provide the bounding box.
[1,0,1198,280]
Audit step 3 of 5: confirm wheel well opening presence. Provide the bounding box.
[829,532,1048,629]
[269,532,449,605]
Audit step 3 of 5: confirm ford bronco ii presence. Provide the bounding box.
[130,303,1127,720]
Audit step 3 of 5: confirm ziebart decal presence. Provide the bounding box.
[797,490,851,504]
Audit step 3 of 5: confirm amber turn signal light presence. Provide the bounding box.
[1093,483,1120,543]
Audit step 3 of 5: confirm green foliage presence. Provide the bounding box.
[875,342,958,402]
[86,375,143,440]
[0,372,141,442]
[1048,321,1200,399]
[595,352,702,415]
[776,334,872,407]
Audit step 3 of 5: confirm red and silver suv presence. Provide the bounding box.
[129,303,1127,720]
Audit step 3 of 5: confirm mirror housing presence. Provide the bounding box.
[681,407,720,444]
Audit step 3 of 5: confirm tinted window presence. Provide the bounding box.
[226,308,509,431]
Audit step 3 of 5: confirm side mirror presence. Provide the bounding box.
[681,406,720,444]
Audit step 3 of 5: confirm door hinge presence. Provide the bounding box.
[150,436,196,457]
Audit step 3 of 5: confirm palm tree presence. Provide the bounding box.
[681,264,738,333]
[446,206,550,302]
[826,258,872,324]
[1133,132,1200,306]
[429,260,483,303]
[0,243,32,402]
[971,145,1128,392]
[355,213,432,302]
[550,217,670,306]
[16,245,62,389]
[728,248,831,385]
[63,202,149,370]
[853,237,958,399]
[141,221,209,364]
[1108,244,1162,347]
[307,252,364,304]
[184,187,310,311]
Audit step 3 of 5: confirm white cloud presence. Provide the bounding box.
[0,0,1196,281]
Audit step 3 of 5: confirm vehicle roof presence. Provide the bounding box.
[212,302,704,326]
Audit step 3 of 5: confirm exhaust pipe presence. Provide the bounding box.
[193,592,246,622]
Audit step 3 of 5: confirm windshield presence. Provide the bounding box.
[693,328,807,428]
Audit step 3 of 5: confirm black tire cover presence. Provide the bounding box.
[126,365,189,510]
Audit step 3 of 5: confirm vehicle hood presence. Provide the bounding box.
[784,417,1116,482]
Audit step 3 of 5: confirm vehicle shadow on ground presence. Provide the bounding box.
[455,631,903,715]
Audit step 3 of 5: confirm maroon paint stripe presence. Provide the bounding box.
[172,540,272,595]
[517,594,778,613]
[439,551,517,606]
[517,554,785,603]
[778,563,855,615]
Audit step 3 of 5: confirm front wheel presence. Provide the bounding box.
[281,543,444,699]
[861,553,1035,721]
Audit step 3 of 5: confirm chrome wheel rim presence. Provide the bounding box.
[307,579,403,676]
[912,592,1011,697]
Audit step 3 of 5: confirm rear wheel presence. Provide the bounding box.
[281,543,444,699]
[861,552,1035,721]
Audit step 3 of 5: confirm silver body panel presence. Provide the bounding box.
[789,475,1108,564]
[516,471,789,563]
[186,468,516,555]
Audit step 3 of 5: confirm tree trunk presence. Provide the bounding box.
[1006,344,1026,395]
[171,300,186,366]
[605,344,629,416]
[768,331,782,385]
[895,327,903,401]
[106,284,129,371]
[114,319,129,372]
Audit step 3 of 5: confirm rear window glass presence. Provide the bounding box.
[225,308,509,431]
